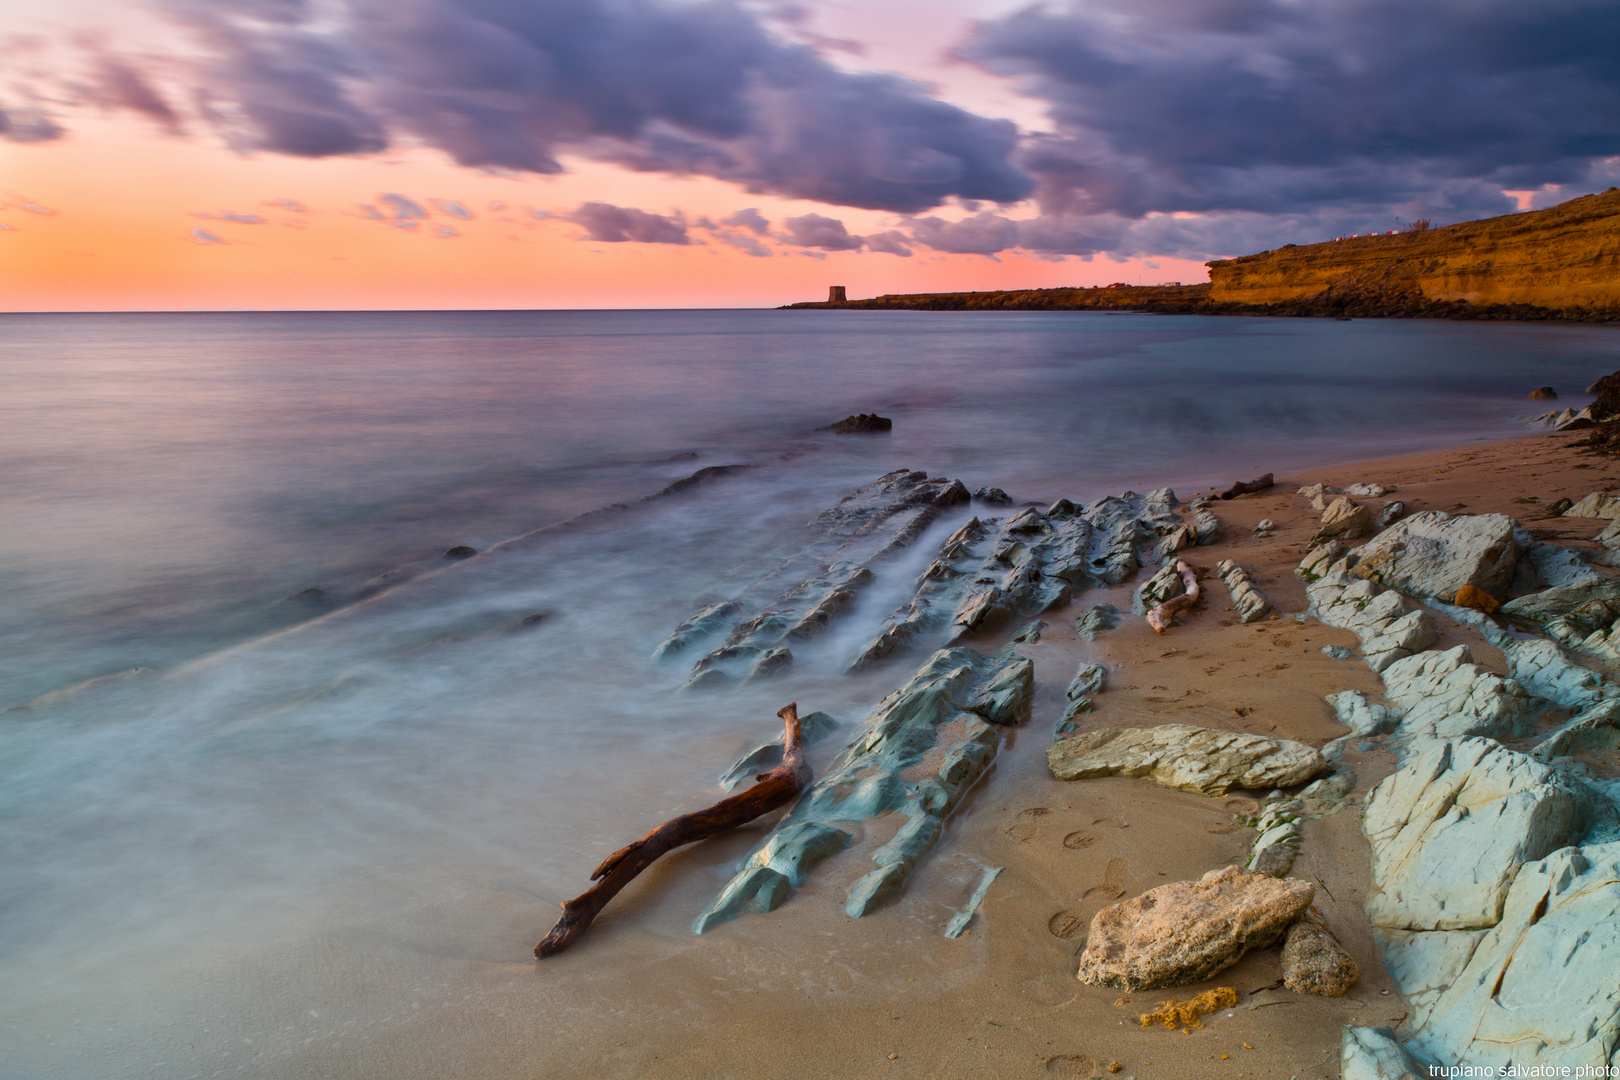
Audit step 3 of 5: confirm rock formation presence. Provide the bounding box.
[1046,725,1327,796]
[851,489,1188,671]
[695,645,1032,931]
[1075,866,1315,990]
[1288,512,1620,1076]
[1216,559,1273,623]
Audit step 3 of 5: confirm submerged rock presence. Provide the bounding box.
[1282,919,1359,996]
[1047,724,1327,796]
[443,545,477,560]
[1528,385,1558,400]
[717,711,842,790]
[854,490,1183,669]
[1075,866,1314,990]
[672,470,971,685]
[695,646,1032,931]
[822,412,892,433]
[652,599,743,660]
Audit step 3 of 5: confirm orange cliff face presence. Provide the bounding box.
[1206,189,1620,312]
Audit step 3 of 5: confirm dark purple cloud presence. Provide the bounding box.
[84,57,183,132]
[137,0,1030,213]
[0,105,62,144]
[721,207,769,235]
[569,202,692,244]
[961,0,1620,225]
[781,213,862,251]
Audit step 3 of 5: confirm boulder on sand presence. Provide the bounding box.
[1281,919,1359,996]
[1075,866,1314,990]
[1351,511,1522,599]
[1311,496,1374,545]
[1047,724,1327,796]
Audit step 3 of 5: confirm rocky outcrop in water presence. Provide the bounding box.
[851,489,1189,671]
[652,469,970,687]
[694,645,1032,932]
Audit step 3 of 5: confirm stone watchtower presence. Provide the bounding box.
[827,286,847,303]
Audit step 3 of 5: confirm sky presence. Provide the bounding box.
[2,0,1619,310]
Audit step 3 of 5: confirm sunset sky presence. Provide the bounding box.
[3,0,1617,309]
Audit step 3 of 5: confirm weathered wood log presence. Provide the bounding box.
[1146,561,1201,634]
[1219,473,1274,499]
[535,702,811,958]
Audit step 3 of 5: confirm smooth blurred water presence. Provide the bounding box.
[1,309,1615,1076]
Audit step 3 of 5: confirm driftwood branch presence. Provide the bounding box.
[1147,560,1201,634]
[535,702,811,958]
[1219,473,1274,500]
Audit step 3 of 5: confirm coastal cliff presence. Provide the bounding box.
[788,189,1620,320]
[1208,188,1620,314]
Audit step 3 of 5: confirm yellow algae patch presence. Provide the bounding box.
[1138,987,1239,1031]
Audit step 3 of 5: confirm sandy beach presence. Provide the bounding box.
[226,424,1616,1080]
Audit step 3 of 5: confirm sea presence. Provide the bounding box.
[0,309,1613,1076]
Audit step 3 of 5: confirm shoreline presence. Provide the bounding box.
[247,424,1620,1080]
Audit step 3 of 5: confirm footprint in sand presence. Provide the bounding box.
[1205,821,1238,834]
[1091,817,1129,829]
[1062,830,1098,849]
[1048,909,1087,939]
[1225,796,1260,816]
[1042,1053,1101,1078]
[1082,858,1129,901]
[1007,806,1050,843]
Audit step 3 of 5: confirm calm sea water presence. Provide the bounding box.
[0,309,1614,1076]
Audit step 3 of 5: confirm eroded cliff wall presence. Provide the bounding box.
[1208,190,1620,312]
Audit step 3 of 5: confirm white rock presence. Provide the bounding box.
[1564,491,1620,519]
[1362,737,1589,931]
[1192,508,1224,545]
[1297,482,1344,512]
[1047,724,1327,796]
[1328,690,1402,736]
[1407,843,1620,1074]
[1313,496,1375,543]
[1341,1026,1439,1080]
[1353,511,1523,599]
[1481,626,1614,711]
[1344,482,1393,497]
[1380,646,1534,740]
[1216,559,1273,623]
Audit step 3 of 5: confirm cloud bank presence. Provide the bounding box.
[111,0,1032,214]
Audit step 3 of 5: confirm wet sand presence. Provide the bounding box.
[266,427,1620,1080]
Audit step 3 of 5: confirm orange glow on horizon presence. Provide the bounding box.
[1,118,1212,311]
